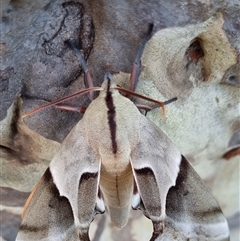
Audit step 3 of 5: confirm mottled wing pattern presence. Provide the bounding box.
[159,156,230,241]
[131,115,229,241]
[16,119,102,241]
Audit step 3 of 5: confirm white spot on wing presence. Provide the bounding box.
[132,193,141,209]
[96,197,105,213]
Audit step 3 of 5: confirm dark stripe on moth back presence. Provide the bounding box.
[115,175,121,206]
[105,77,117,154]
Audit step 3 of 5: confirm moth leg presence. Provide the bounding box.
[65,40,94,100]
[55,105,87,114]
[136,97,178,116]
[129,24,154,92]
[150,221,165,241]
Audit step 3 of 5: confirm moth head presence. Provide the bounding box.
[101,73,117,90]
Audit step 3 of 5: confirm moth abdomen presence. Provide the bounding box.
[100,163,134,228]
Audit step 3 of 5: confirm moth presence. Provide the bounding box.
[16,26,229,241]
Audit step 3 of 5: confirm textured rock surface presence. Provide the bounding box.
[0,0,239,240]
[132,13,240,240]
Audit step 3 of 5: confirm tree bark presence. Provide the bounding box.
[1,0,239,240]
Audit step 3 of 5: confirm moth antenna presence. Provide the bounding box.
[114,86,166,115]
[65,41,89,73]
[139,97,177,116]
[147,97,178,113]
[55,105,87,114]
[22,87,102,118]
[162,97,178,106]
[130,23,154,92]
[65,40,94,100]
[136,97,177,111]
[134,24,154,68]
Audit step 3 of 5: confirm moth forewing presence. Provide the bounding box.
[49,117,102,229]
[130,114,182,224]
[16,115,102,241]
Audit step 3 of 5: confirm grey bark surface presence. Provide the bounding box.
[0,0,239,240]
